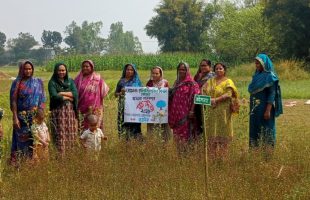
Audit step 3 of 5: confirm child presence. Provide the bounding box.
[80,114,107,151]
[146,66,170,142]
[31,109,50,161]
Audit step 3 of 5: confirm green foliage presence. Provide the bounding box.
[45,52,217,71]
[145,0,213,52]
[0,31,6,52]
[105,22,143,54]
[264,0,310,58]
[41,30,62,50]
[7,32,38,60]
[64,21,105,54]
[204,3,277,62]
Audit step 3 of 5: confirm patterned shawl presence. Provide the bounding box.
[10,60,45,111]
[74,60,109,113]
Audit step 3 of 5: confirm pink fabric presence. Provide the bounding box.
[74,60,109,129]
[168,65,200,142]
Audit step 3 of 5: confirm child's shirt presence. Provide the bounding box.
[80,128,104,151]
[31,122,49,144]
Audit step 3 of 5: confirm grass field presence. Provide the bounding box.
[0,61,310,199]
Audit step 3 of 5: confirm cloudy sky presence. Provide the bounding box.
[0,0,161,53]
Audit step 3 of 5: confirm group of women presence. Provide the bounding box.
[7,53,282,163]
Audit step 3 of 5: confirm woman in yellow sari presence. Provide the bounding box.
[202,62,238,159]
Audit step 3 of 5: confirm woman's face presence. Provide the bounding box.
[215,64,225,77]
[151,68,161,82]
[57,65,67,79]
[125,65,135,79]
[200,61,211,74]
[23,63,33,78]
[178,64,187,80]
[255,60,264,72]
[82,62,92,76]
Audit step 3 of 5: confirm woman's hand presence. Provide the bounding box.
[63,96,74,102]
[120,88,126,95]
[13,117,20,129]
[211,98,217,107]
[264,110,271,120]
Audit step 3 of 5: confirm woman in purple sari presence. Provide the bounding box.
[74,60,109,131]
[10,61,46,163]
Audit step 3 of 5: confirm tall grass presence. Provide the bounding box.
[0,60,310,199]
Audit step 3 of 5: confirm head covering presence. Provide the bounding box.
[175,62,194,86]
[17,60,34,79]
[149,66,164,81]
[194,60,215,87]
[82,60,95,74]
[75,60,101,91]
[120,64,142,87]
[248,53,283,117]
[51,62,70,89]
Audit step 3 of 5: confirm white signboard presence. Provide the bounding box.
[124,87,168,123]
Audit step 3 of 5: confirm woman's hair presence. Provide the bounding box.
[213,62,227,72]
[200,59,211,67]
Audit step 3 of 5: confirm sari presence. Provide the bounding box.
[48,62,78,154]
[248,54,283,148]
[10,61,46,159]
[168,62,200,142]
[202,77,238,139]
[146,66,170,141]
[115,64,143,140]
[194,69,215,135]
[74,60,109,130]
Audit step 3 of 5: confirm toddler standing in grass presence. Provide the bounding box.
[80,114,107,151]
[31,109,50,161]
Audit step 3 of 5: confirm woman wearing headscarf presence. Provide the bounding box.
[115,64,143,140]
[248,53,283,149]
[202,62,238,159]
[168,62,200,147]
[74,60,109,131]
[194,59,215,136]
[146,66,170,142]
[48,62,78,155]
[10,60,46,163]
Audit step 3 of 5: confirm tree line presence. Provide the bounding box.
[0,0,309,66]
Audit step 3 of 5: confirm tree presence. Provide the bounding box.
[264,0,310,58]
[7,32,38,60]
[0,31,6,53]
[41,30,62,49]
[64,21,105,54]
[105,22,143,54]
[204,3,277,62]
[145,0,213,52]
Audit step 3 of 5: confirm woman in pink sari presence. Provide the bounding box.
[74,60,109,131]
[168,62,200,147]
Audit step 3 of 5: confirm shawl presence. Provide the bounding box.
[10,60,45,111]
[146,66,169,87]
[248,54,283,117]
[74,60,109,113]
[118,64,143,88]
[48,62,78,111]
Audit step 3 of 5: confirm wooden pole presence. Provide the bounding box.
[202,104,209,199]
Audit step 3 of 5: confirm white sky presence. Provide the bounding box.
[0,0,161,53]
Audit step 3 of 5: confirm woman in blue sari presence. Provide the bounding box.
[10,61,46,163]
[115,64,143,140]
[248,54,283,149]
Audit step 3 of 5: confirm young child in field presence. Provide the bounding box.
[31,109,50,161]
[80,114,107,151]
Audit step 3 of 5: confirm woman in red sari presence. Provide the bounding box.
[168,62,200,146]
[75,60,109,131]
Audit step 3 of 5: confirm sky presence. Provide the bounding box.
[0,0,161,53]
